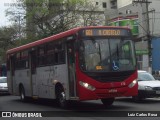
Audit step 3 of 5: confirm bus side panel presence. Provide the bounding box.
[7,71,16,95]
[15,69,32,97]
[36,66,53,99]
[36,64,68,99]
[7,71,13,94]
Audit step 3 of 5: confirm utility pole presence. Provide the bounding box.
[133,0,152,73]
[14,12,23,44]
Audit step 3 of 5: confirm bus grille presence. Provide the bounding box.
[93,76,129,83]
[86,70,135,83]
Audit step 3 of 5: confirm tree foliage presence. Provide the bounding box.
[2,0,105,64]
[0,26,17,63]
[6,0,105,41]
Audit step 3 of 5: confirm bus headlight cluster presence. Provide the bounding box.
[128,79,137,88]
[79,81,96,91]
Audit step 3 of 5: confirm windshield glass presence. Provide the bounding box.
[138,72,155,81]
[79,38,136,72]
[0,77,7,83]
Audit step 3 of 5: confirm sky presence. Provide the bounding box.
[0,0,131,27]
[0,0,16,26]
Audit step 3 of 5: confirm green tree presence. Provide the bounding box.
[6,0,105,42]
[0,26,17,63]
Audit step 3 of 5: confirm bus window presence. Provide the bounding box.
[46,43,55,65]
[79,38,136,72]
[37,45,46,66]
[54,43,65,64]
[15,52,21,69]
[21,50,29,69]
[15,51,29,70]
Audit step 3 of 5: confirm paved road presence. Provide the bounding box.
[1,95,160,111]
[0,95,160,120]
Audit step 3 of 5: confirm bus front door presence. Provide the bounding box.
[67,42,76,97]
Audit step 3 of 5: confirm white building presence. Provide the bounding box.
[89,0,117,10]
[104,0,160,73]
[117,0,132,8]
[115,0,160,36]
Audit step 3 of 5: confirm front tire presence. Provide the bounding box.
[101,98,115,107]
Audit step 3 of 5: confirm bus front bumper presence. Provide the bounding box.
[78,85,138,101]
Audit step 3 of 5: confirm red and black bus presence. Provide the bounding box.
[7,26,138,108]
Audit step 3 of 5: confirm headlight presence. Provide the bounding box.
[145,86,153,91]
[128,79,137,88]
[79,81,96,91]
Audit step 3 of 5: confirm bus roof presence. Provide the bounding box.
[7,26,130,54]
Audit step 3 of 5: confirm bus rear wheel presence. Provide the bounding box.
[56,86,68,109]
[101,98,115,107]
[20,86,26,101]
[58,91,68,108]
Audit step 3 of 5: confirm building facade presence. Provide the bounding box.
[105,0,160,73]
[90,0,117,10]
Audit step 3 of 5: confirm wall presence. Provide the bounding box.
[148,0,160,36]
[117,0,160,37]
[152,37,160,71]
[117,0,132,8]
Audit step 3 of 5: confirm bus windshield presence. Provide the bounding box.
[79,37,136,72]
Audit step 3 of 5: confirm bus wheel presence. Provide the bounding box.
[56,85,68,109]
[132,96,144,102]
[20,86,26,101]
[57,91,68,109]
[101,98,115,107]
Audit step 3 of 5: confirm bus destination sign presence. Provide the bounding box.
[84,29,130,37]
